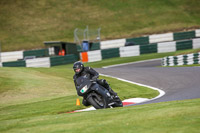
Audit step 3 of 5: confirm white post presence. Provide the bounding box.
[87,25,89,41]
[98,28,101,42]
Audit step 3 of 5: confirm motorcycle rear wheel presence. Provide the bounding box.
[112,97,123,107]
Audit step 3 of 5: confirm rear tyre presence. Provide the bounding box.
[112,97,123,107]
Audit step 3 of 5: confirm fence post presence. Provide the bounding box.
[0,41,1,63]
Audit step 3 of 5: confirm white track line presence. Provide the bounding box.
[100,73,165,104]
[102,58,162,68]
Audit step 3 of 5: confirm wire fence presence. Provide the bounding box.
[74,26,101,46]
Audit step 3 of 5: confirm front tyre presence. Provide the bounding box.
[87,93,108,109]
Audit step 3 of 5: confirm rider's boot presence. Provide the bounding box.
[98,79,118,98]
[108,87,118,97]
[104,81,118,98]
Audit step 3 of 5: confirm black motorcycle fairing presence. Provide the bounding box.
[74,75,123,108]
[76,76,92,96]
[75,76,111,99]
[90,83,110,98]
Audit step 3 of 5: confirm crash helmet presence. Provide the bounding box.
[73,61,84,74]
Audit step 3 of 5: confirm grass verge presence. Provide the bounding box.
[163,64,200,67]
[0,98,199,133]
[0,64,158,130]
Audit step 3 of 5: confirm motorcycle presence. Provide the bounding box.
[75,75,123,109]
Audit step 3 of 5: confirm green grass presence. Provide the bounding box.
[0,64,158,126]
[0,98,199,133]
[0,66,158,106]
[0,67,76,106]
[164,64,200,67]
[0,0,200,51]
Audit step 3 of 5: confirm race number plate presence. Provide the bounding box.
[80,85,88,93]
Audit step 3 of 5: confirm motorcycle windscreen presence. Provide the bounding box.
[76,76,92,96]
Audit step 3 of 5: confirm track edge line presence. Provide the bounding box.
[100,73,165,105]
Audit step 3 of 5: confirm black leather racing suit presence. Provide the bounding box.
[73,66,116,106]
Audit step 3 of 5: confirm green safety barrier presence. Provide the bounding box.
[173,31,195,41]
[176,40,193,50]
[2,60,26,67]
[90,42,100,51]
[101,48,120,59]
[23,49,49,58]
[140,43,157,54]
[50,54,78,66]
[126,36,149,45]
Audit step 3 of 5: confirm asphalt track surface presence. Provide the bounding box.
[96,59,200,105]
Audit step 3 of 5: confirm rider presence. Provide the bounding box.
[73,61,118,106]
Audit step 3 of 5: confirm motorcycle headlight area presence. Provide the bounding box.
[80,85,88,93]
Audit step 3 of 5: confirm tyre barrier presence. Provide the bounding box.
[162,52,200,66]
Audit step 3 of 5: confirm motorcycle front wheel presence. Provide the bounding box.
[87,93,108,109]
